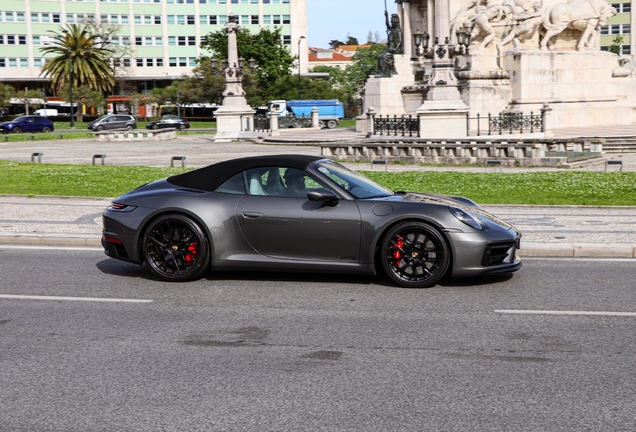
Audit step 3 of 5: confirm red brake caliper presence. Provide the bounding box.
[392,237,404,268]
[185,242,197,265]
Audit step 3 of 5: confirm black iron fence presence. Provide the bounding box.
[466,111,544,136]
[254,115,270,132]
[373,114,420,137]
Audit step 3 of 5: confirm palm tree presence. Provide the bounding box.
[40,24,117,94]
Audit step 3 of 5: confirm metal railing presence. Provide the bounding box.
[373,114,420,137]
[466,111,544,136]
[253,115,270,132]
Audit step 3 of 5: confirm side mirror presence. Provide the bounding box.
[307,188,339,203]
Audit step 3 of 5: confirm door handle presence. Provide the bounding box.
[242,212,265,219]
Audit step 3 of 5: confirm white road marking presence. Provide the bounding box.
[0,245,102,251]
[495,310,636,317]
[0,294,152,303]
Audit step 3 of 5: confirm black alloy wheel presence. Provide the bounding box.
[143,214,209,282]
[381,222,450,288]
[12,127,22,134]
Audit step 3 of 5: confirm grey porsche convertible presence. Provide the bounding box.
[102,155,521,288]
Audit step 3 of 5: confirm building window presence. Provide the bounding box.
[9,58,17,67]
[263,15,271,25]
[219,15,227,24]
[34,58,42,67]
[53,14,60,23]
[0,35,4,44]
[179,57,187,66]
[66,14,75,23]
[177,15,185,25]
[136,37,143,45]
[156,58,164,66]
[178,36,186,46]
[156,37,162,45]
[188,36,196,45]
[20,58,28,68]
[623,24,631,34]
[134,15,142,24]
[0,59,5,67]
[7,35,15,45]
[167,15,175,25]
[33,35,41,45]
[17,12,25,22]
[273,15,281,24]
[283,14,290,24]
[137,58,144,67]
[122,36,130,45]
[208,15,218,25]
[282,35,291,44]
[623,45,631,55]
[189,57,197,66]
[154,15,162,24]
[42,13,51,23]
[169,36,176,46]
[611,24,620,34]
[251,15,259,24]
[18,35,26,45]
[601,26,609,35]
[6,12,14,22]
[169,57,177,66]
[241,15,249,25]
[144,36,152,45]
[146,58,154,66]
[122,15,129,24]
[31,13,39,23]
[123,58,131,67]
[187,15,195,25]
[144,15,151,25]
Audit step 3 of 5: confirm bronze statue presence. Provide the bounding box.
[377,11,403,78]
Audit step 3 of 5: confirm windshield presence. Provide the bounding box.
[13,116,28,123]
[315,161,394,199]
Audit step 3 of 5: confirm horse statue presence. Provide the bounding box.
[540,0,617,51]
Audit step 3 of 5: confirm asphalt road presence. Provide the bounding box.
[1,248,635,431]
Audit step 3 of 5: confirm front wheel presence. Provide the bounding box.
[12,127,22,134]
[96,125,105,131]
[142,214,210,282]
[381,222,450,288]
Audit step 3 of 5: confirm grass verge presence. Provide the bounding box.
[1,161,634,205]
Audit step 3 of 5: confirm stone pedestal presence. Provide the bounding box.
[416,99,470,138]
[502,50,632,127]
[213,106,256,142]
[364,75,416,116]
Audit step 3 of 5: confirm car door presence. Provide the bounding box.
[236,167,362,262]
[24,117,36,132]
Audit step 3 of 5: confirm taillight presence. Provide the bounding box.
[103,236,123,244]
[108,202,136,212]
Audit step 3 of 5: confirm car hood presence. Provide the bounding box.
[0,121,15,126]
[389,192,518,232]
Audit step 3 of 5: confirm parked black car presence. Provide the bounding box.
[87,114,137,131]
[0,115,54,134]
[145,115,190,131]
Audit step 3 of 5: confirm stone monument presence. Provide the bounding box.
[213,14,256,142]
[361,0,636,138]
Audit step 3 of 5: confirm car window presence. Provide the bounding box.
[215,173,246,195]
[243,167,328,198]
[316,161,393,199]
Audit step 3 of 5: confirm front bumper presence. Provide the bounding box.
[446,229,522,278]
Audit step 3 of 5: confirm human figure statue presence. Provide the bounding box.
[377,11,403,77]
[498,2,544,50]
[469,4,507,50]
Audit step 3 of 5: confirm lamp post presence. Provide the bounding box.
[297,35,305,100]
[62,29,75,129]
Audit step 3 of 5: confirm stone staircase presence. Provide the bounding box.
[600,137,636,153]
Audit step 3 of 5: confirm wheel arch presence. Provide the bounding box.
[372,216,454,277]
[136,209,215,267]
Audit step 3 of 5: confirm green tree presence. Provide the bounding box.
[200,27,295,102]
[610,35,624,55]
[269,75,346,102]
[40,24,118,95]
[329,39,344,49]
[344,44,386,95]
[58,84,107,120]
[12,89,45,115]
[0,82,16,110]
[345,36,359,45]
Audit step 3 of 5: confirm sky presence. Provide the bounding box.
[306,0,387,49]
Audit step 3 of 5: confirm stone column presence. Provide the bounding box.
[402,2,412,59]
[311,107,320,129]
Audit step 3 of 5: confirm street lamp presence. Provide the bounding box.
[62,29,75,129]
[297,36,305,100]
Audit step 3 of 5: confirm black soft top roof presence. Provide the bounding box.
[167,154,325,191]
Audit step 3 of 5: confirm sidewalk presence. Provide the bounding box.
[0,128,635,258]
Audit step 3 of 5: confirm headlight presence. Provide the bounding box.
[449,207,483,231]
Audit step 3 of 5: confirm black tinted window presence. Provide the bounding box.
[215,173,245,195]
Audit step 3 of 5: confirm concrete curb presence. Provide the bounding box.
[521,242,636,258]
[0,234,635,259]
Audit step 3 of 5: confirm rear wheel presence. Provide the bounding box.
[179,124,187,131]
[381,222,450,288]
[142,214,209,282]
[326,119,338,129]
[126,125,134,131]
[42,127,52,133]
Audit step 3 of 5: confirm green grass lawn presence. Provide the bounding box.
[1,160,634,205]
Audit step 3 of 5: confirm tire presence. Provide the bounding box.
[179,124,186,131]
[326,120,338,129]
[142,214,210,282]
[42,127,52,133]
[13,127,22,134]
[319,121,326,129]
[381,221,450,288]
[97,125,105,131]
[126,125,134,131]
[152,124,159,130]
